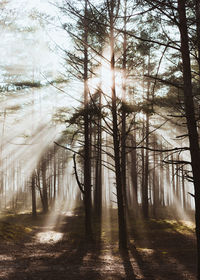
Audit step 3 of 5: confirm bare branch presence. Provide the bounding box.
[54,141,84,158]
[73,154,85,194]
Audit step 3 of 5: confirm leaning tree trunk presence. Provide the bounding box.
[178,1,200,278]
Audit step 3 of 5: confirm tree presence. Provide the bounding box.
[136,0,200,277]
[177,1,200,277]
[107,0,128,249]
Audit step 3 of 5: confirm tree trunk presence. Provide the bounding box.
[130,132,138,211]
[31,173,37,218]
[121,0,127,208]
[178,1,200,278]
[83,0,92,240]
[195,0,200,72]
[94,88,102,219]
[153,135,159,217]
[41,160,48,214]
[171,155,176,206]
[182,166,186,210]
[53,145,57,204]
[109,0,127,249]
[160,143,164,207]
[142,55,151,219]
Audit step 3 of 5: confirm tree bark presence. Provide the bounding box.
[109,0,127,249]
[94,89,102,219]
[153,135,159,217]
[121,0,128,208]
[83,0,92,240]
[41,160,48,214]
[130,132,138,211]
[31,173,37,218]
[178,1,200,278]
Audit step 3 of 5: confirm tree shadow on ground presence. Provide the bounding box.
[0,209,197,280]
[128,216,196,280]
[4,211,104,280]
[119,248,138,279]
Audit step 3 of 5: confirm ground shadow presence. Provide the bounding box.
[127,215,196,280]
[0,209,197,280]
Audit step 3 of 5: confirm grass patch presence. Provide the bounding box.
[0,211,46,242]
[146,219,195,235]
[128,217,195,236]
[0,221,32,241]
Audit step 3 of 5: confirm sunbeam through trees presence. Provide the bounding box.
[0,0,199,279]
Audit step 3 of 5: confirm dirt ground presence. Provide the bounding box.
[0,210,197,280]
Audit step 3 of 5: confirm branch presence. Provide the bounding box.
[163,159,191,165]
[126,145,189,153]
[73,154,85,194]
[115,28,180,51]
[40,72,83,105]
[176,134,189,139]
[60,1,181,53]
[144,75,183,89]
[188,192,195,198]
[54,142,84,158]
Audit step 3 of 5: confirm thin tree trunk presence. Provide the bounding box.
[41,160,48,214]
[83,0,92,240]
[182,166,186,210]
[53,145,57,204]
[160,143,164,207]
[171,155,176,206]
[121,0,127,208]
[130,132,138,211]
[94,88,102,219]
[153,135,159,217]
[31,173,37,217]
[142,55,151,219]
[141,123,145,215]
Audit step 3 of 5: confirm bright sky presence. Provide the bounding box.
[0,0,69,83]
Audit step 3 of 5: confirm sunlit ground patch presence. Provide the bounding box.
[137,248,155,255]
[36,231,63,244]
[0,255,13,261]
[181,220,195,229]
[161,219,195,235]
[61,211,75,217]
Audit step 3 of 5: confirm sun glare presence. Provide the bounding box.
[88,46,123,99]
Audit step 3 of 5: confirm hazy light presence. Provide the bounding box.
[42,158,80,230]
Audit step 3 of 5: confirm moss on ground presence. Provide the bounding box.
[0,221,32,241]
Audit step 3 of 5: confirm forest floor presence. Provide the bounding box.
[0,208,197,280]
